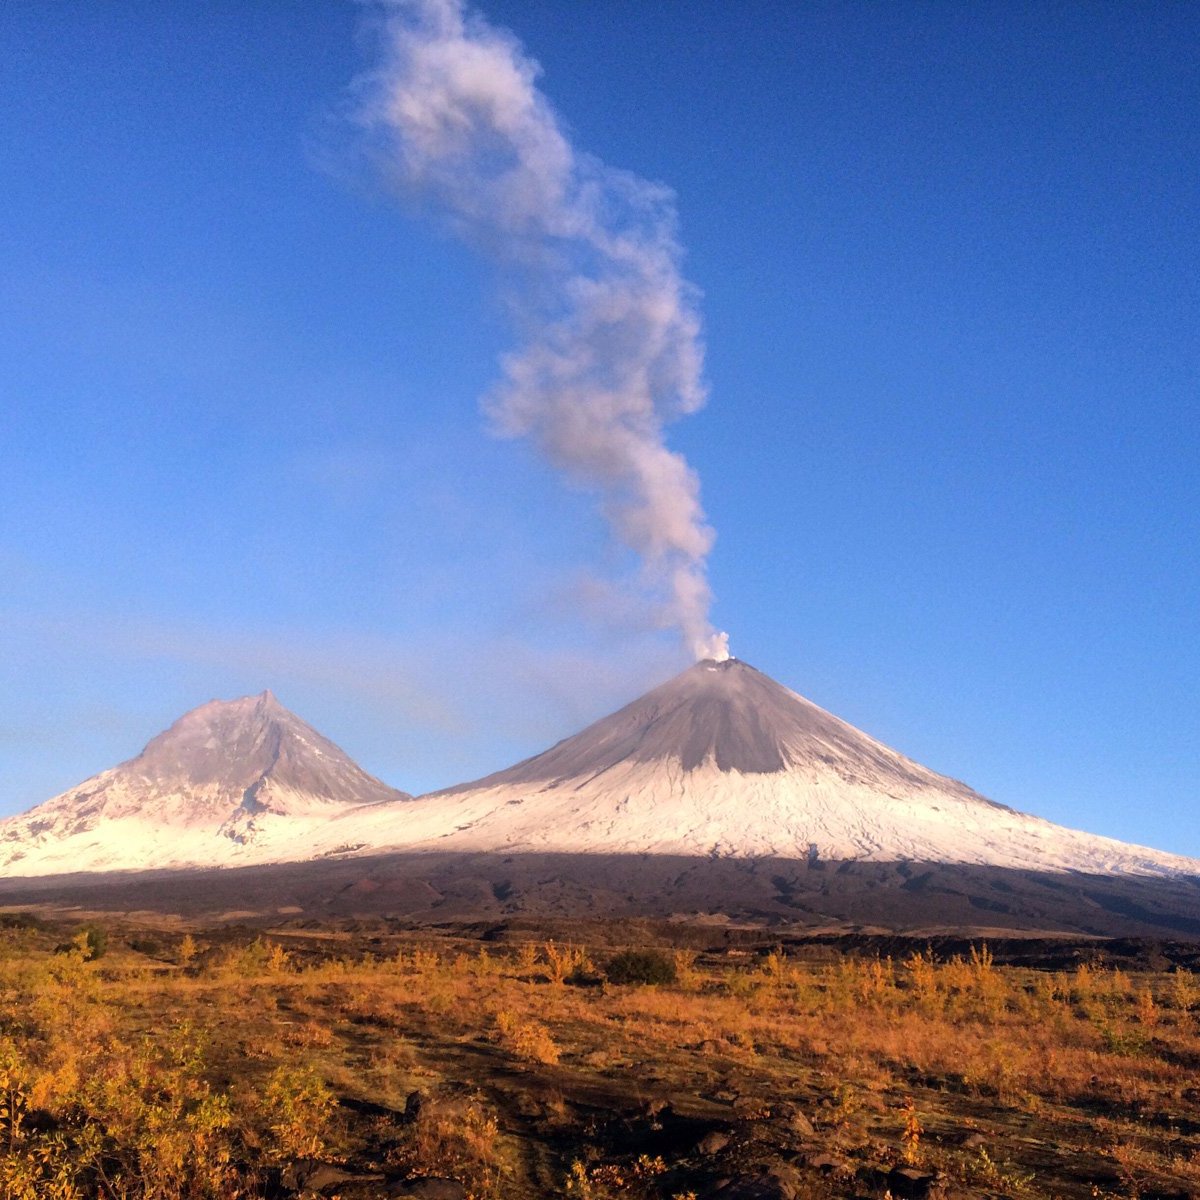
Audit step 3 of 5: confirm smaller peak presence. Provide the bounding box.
[189,690,285,720]
[226,688,280,707]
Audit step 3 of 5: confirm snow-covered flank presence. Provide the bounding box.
[312,658,1199,879]
[0,691,412,875]
[2,662,1197,880]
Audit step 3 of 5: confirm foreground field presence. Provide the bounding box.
[1,915,1199,1199]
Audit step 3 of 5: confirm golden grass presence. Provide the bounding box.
[0,922,1198,1198]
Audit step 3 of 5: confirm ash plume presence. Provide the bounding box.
[351,0,728,661]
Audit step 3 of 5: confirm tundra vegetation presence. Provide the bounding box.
[0,912,1198,1199]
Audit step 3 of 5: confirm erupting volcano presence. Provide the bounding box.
[344,658,1198,878]
[3,660,1196,885]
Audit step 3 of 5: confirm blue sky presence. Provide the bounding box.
[2,2,1197,855]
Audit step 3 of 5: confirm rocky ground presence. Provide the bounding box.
[5,850,1200,939]
[2,912,1199,1199]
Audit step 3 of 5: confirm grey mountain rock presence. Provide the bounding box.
[407,659,1197,878]
[0,692,410,873]
[2,660,1197,887]
[436,658,1004,806]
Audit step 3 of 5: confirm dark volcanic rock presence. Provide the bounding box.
[386,1179,467,1199]
[6,851,1200,940]
[803,1152,850,1176]
[696,1129,732,1155]
[702,1162,803,1199]
[403,1089,425,1123]
[887,1166,940,1199]
[732,1095,772,1120]
[280,1159,383,1193]
[771,1101,815,1137]
[856,1162,893,1190]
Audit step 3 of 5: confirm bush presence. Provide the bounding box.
[604,949,677,986]
[78,923,107,960]
[0,911,43,931]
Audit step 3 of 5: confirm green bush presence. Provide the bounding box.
[79,923,108,960]
[604,949,677,986]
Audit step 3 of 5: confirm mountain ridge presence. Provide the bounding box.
[0,690,411,874]
[1,661,1197,884]
[352,659,1191,877]
[432,658,1010,809]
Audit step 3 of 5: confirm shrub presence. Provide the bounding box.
[495,1010,561,1064]
[604,949,677,986]
[544,940,589,986]
[512,1021,561,1065]
[0,912,42,931]
[397,1096,502,1199]
[76,925,107,961]
[565,963,605,988]
[176,933,198,967]
[262,1064,335,1160]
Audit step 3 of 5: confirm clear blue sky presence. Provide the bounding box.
[3,2,1197,855]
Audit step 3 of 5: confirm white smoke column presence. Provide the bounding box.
[353,0,729,661]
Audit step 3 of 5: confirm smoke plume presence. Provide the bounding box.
[352,0,728,661]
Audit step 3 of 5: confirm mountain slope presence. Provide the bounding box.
[0,691,411,875]
[2,661,1196,885]
[313,659,1198,878]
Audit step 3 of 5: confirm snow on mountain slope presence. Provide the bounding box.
[0,691,411,875]
[313,658,1199,878]
[2,661,1196,880]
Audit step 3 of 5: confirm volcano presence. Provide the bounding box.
[2,661,1197,886]
[0,691,411,875]
[313,658,1198,879]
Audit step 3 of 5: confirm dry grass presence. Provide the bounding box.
[1,919,1198,1198]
